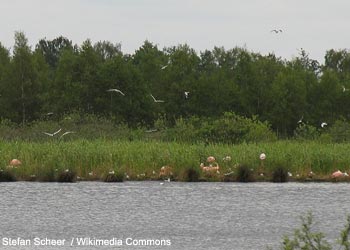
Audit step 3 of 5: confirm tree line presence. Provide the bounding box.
[0,31,350,137]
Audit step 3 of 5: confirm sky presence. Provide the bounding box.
[1,0,350,63]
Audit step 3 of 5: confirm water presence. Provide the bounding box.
[0,181,349,250]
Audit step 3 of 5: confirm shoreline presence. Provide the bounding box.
[1,175,350,183]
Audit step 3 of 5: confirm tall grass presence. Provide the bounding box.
[1,140,350,181]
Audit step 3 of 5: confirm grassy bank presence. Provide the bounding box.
[1,140,350,182]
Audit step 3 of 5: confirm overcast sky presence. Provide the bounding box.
[1,0,350,63]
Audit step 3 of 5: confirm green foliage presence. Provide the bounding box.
[36,36,73,68]
[0,118,19,140]
[3,32,350,137]
[282,212,331,250]
[0,169,16,182]
[181,167,200,182]
[36,167,56,182]
[326,120,350,143]
[57,170,76,182]
[339,216,350,250]
[5,31,46,124]
[0,140,350,181]
[294,123,320,141]
[104,172,124,182]
[271,166,288,183]
[236,164,254,182]
[0,113,145,141]
[164,112,276,144]
[279,212,350,250]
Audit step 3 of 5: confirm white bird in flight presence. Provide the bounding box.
[43,128,62,137]
[150,94,164,103]
[161,65,168,70]
[321,122,327,128]
[60,131,75,139]
[342,86,349,92]
[184,91,190,99]
[107,89,125,96]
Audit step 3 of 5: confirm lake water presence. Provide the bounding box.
[0,182,349,250]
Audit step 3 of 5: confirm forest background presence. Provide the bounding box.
[1,31,350,144]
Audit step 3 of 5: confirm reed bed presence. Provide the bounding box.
[1,139,350,182]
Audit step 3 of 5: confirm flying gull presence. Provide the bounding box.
[150,94,164,103]
[60,131,75,139]
[43,128,62,137]
[107,89,125,96]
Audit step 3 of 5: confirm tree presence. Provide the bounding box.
[9,31,42,124]
[309,70,342,124]
[51,47,81,114]
[161,44,200,120]
[94,40,122,61]
[0,43,11,119]
[132,40,166,91]
[36,36,73,69]
[268,67,309,136]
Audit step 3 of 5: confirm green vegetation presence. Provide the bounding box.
[1,139,350,182]
[181,167,200,182]
[0,169,16,182]
[1,32,350,138]
[2,32,350,182]
[276,212,350,250]
[236,164,255,182]
[272,166,289,183]
[104,171,124,182]
[57,170,76,182]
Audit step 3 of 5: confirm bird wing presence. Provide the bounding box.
[60,131,75,138]
[107,89,118,92]
[116,90,125,96]
[53,128,62,135]
[42,132,53,136]
[150,94,156,102]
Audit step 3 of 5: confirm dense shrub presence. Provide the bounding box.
[0,170,16,182]
[57,170,76,182]
[104,171,124,182]
[236,164,254,182]
[0,119,20,140]
[278,212,350,250]
[326,119,350,143]
[164,112,277,144]
[181,167,200,182]
[271,166,288,183]
[0,113,144,141]
[294,123,320,141]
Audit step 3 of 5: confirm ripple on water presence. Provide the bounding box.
[0,182,349,250]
